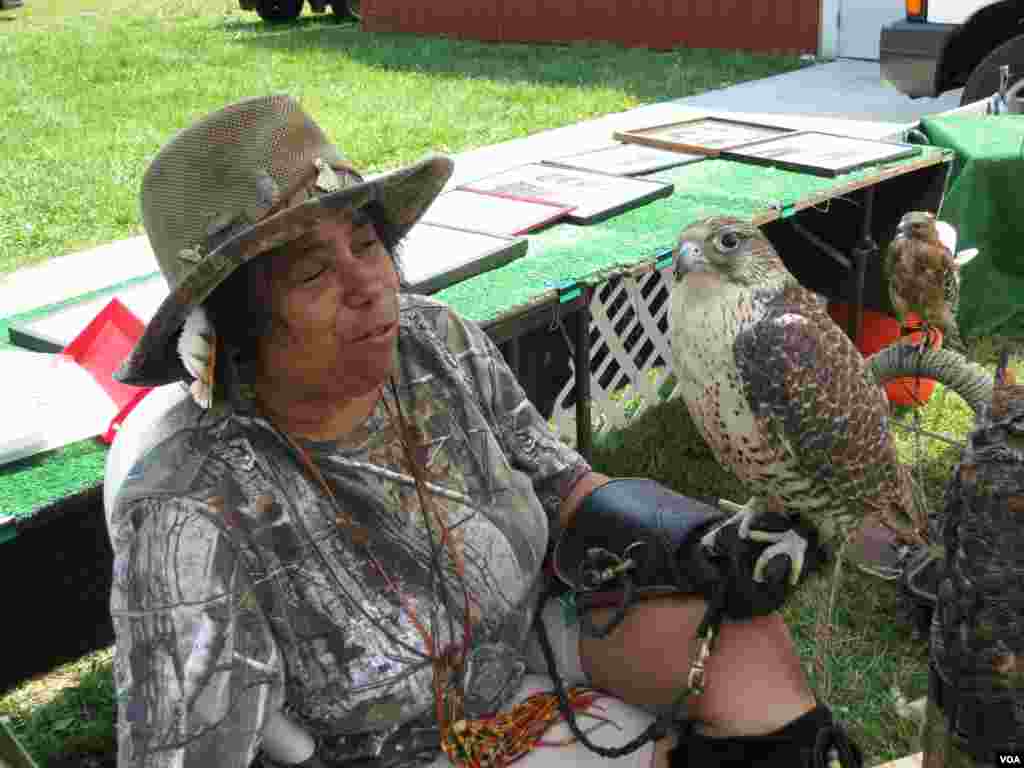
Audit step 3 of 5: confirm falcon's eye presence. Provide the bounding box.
[714,231,742,254]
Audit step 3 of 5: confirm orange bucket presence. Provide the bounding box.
[827,302,941,408]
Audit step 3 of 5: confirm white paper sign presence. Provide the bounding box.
[11,277,168,351]
[0,350,116,465]
[398,223,527,293]
[545,144,703,176]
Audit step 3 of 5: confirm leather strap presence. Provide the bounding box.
[552,478,723,597]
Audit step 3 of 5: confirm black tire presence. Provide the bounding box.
[960,32,1024,105]
[257,0,303,22]
[329,0,353,19]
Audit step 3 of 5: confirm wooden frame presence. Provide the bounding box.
[421,188,573,236]
[460,163,674,223]
[399,222,529,295]
[721,132,921,178]
[613,116,795,156]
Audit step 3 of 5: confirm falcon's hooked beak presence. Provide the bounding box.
[674,240,708,282]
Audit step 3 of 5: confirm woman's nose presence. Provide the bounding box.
[340,253,384,307]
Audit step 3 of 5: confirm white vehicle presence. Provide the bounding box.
[880,0,1024,103]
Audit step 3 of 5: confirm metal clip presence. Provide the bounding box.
[177,246,203,264]
[313,157,342,193]
[687,624,715,696]
[581,547,635,589]
[594,559,635,586]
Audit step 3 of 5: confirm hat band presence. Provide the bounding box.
[177,158,365,266]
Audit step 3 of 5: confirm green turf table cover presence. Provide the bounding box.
[921,114,1024,340]
[0,148,950,527]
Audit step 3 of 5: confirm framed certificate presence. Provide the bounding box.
[460,163,674,224]
[613,117,795,156]
[720,132,921,177]
[542,143,704,176]
[421,188,572,236]
[399,222,529,295]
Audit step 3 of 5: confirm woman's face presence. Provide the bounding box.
[255,209,401,404]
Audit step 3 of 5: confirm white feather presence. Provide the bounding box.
[177,306,215,409]
[955,247,979,268]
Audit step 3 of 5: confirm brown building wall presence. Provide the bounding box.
[362,0,820,55]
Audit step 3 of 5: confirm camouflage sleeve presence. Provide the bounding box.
[109,495,283,768]
[444,308,592,529]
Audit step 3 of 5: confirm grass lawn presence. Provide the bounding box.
[0,0,806,277]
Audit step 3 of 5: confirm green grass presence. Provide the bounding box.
[0,649,117,767]
[0,0,806,276]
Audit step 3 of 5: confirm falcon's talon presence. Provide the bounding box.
[737,508,765,539]
[699,510,750,551]
[752,529,807,586]
[717,498,750,516]
[701,497,779,554]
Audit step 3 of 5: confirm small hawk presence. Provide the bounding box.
[668,217,928,584]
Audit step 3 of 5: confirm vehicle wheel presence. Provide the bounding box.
[346,0,360,20]
[329,0,353,19]
[960,32,1024,105]
[257,0,303,22]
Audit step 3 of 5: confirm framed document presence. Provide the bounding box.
[421,188,572,236]
[460,163,674,224]
[542,143,704,176]
[399,222,529,295]
[720,132,921,177]
[613,117,795,156]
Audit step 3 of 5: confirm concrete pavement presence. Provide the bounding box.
[674,59,964,123]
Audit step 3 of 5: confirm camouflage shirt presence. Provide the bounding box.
[108,295,590,768]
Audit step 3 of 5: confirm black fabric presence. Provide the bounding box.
[553,479,826,623]
[670,705,863,768]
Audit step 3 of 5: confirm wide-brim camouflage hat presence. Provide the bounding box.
[115,93,453,388]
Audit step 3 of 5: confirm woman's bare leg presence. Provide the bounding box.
[579,595,816,739]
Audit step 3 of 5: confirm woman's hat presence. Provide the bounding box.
[115,93,453,387]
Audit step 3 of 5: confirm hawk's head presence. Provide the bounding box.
[673,217,788,288]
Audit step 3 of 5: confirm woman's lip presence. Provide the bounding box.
[352,321,397,343]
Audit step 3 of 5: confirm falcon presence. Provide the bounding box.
[884,211,973,352]
[668,217,928,585]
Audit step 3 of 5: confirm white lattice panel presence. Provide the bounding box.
[551,265,681,444]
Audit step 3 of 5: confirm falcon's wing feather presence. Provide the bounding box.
[733,285,900,516]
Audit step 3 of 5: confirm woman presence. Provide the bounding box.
[106,94,861,768]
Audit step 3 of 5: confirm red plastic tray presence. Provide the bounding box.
[60,297,154,444]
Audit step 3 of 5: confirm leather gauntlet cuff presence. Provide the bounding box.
[552,478,724,601]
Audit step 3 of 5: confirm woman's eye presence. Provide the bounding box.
[353,237,379,255]
[299,266,327,283]
[290,258,328,284]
